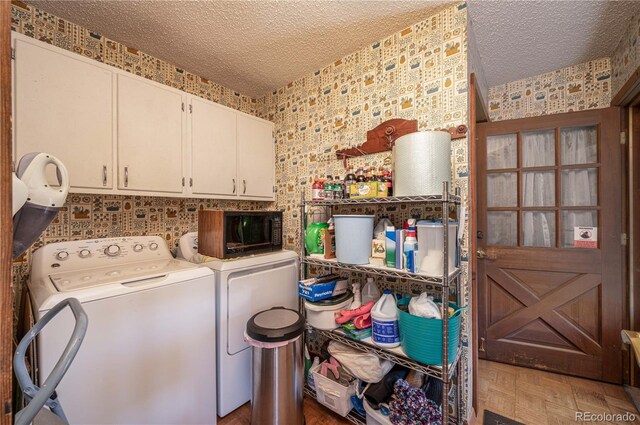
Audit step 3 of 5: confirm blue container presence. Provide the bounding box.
[397,296,465,366]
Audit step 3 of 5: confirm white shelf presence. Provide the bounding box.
[303,193,461,206]
[303,255,461,286]
[311,327,462,381]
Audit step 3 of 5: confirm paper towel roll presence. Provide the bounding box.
[393,131,451,196]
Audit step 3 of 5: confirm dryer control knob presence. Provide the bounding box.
[78,249,91,258]
[133,244,144,252]
[105,244,121,257]
[149,242,159,251]
[55,251,69,261]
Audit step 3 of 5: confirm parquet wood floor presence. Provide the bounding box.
[477,359,639,425]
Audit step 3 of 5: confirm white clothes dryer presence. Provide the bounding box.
[28,236,217,425]
[177,232,299,417]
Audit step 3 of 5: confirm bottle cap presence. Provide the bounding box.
[383,289,391,294]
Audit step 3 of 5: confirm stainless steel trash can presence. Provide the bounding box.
[246,307,305,425]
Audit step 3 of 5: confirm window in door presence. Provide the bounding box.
[485,125,599,248]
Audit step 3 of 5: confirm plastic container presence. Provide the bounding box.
[416,221,458,276]
[304,291,353,330]
[334,215,375,265]
[397,296,465,365]
[362,278,381,305]
[311,362,356,417]
[371,290,400,348]
[305,222,329,255]
[364,400,392,425]
[403,230,417,273]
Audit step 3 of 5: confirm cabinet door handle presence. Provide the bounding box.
[189,177,193,187]
[232,179,236,194]
[102,165,107,186]
[124,166,129,187]
[243,179,246,194]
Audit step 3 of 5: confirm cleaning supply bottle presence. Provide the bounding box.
[371,290,400,348]
[385,225,396,268]
[308,356,320,390]
[362,277,381,304]
[404,230,418,273]
[373,216,392,240]
[351,282,362,309]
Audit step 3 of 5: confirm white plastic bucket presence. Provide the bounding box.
[416,221,457,276]
[304,295,353,330]
[334,215,375,265]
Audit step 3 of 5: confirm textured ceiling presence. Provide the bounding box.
[468,0,640,87]
[27,0,452,97]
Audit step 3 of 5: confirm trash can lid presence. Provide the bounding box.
[246,307,305,343]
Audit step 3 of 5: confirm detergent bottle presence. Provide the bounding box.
[371,290,400,348]
[362,277,381,304]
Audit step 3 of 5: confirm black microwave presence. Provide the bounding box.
[198,210,283,258]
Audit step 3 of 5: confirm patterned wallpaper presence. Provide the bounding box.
[261,3,470,252]
[612,13,640,98]
[487,58,612,121]
[259,3,472,416]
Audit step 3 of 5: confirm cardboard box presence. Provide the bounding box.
[298,274,348,302]
[372,239,386,258]
[349,182,378,199]
[324,229,336,259]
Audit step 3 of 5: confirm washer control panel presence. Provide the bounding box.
[33,236,173,274]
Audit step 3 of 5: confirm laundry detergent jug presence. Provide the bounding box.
[371,290,400,348]
[305,222,329,254]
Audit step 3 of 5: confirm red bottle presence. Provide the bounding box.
[312,177,324,200]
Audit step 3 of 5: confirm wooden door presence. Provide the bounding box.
[117,74,184,193]
[237,114,274,199]
[189,96,237,196]
[477,108,624,383]
[13,35,114,190]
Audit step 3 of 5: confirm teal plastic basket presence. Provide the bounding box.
[397,296,465,366]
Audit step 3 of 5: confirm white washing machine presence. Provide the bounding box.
[28,236,217,425]
[177,232,299,417]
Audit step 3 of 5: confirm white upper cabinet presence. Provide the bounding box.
[12,34,275,200]
[13,35,114,190]
[189,96,237,196]
[237,114,275,199]
[117,74,185,193]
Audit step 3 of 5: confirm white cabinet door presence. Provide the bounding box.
[237,114,274,199]
[117,74,185,193]
[13,36,114,190]
[189,97,237,196]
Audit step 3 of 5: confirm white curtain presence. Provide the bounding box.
[486,134,517,245]
[560,127,597,247]
[522,131,555,247]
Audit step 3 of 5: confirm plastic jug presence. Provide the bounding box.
[371,290,400,348]
[373,216,392,240]
[305,222,329,254]
[362,278,381,305]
